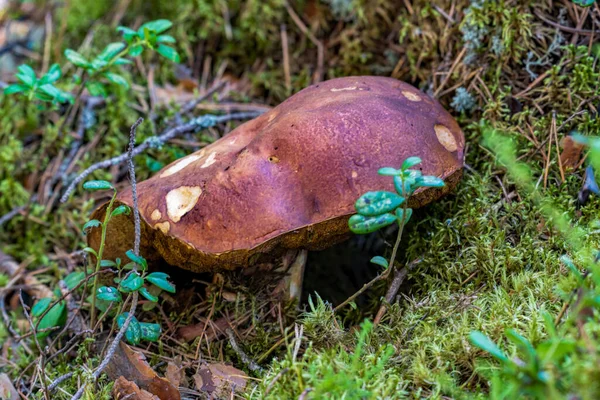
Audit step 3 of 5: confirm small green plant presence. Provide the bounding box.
[349,156,444,272]
[80,179,175,345]
[3,64,73,104]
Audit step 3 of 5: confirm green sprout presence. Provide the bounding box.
[3,64,73,104]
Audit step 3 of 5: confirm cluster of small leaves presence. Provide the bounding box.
[64,19,179,97]
[4,64,73,104]
[82,179,175,345]
[348,156,444,268]
[571,0,594,7]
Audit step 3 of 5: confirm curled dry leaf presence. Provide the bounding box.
[193,363,248,399]
[560,136,585,171]
[165,360,185,389]
[105,342,180,400]
[113,376,159,400]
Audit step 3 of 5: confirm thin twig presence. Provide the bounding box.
[226,328,263,372]
[373,258,422,325]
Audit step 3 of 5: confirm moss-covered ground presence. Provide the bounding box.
[2,0,600,398]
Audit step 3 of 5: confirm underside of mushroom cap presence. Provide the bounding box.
[88,76,465,272]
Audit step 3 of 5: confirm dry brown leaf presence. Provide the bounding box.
[193,362,248,399]
[105,342,180,400]
[164,360,184,389]
[560,136,585,171]
[0,373,18,400]
[113,376,159,400]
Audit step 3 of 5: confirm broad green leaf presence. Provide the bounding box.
[34,298,66,338]
[16,64,37,86]
[82,180,113,191]
[64,271,86,290]
[415,176,445,188]
[140,322,161,341]
[156,45,180,63]
[98,42,126,61]
[395,207,413,224]
[139,287,158,302]
[104,72,130,88]
[4,84,29,95]
[157,35,176,43]
[96,286,122,302]
[117,26,138,41]
[85,81,107,97]
[377,167,402,176]
[39,64,62,85]
[54,89,74,104]
[505,329,536,362]
[82,219,101,234]
[572,0,594,6]
[393,176,412,195]
[355,191,404,216]
[82,247,98,257]
[128,44,144,57]
[140,19,173,34]
[469,331,508,363]
[145,272,175,293]
[402,156,422,170]
[536,338,576,363]
[31,298,52,317]
[100,259,117,267]
[64,49,90,68]
[111,205,130,217]
[348,213,396,234]
[89,58,108,71]
[117,312,141,345]
[113,58,134,66]
[370,256,388,269]
[126,250,148,271]
[119,272,143,293]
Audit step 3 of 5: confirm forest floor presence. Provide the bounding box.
[2,0,600,399]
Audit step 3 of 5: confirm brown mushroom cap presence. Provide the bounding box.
[88,76,464,272]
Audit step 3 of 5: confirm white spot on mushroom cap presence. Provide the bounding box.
[155,221,170,234]
[351,171,358,178]
[201,152,217,168]
[330,86,357,92]
[160,154,202,178]
[151,209,162,221]
[434,124,458,152]
[166,186,202,223]
[402,91,421,102]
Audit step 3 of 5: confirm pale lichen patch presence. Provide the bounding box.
[160,154,202,178]
[166,186,202,223]
[155,221,170,234]
[151,209,162,221]
[434,124,458,152]
[201,152,217,168]
[402,91,422,102]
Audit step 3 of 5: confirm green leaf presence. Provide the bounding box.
[96,286,122,302]
[113,58,134,66]
[141,19,173,34]
[395,208,413,224]
[100,259,117,267]
[355,191,404,216]
[82,219,101,234]
[469,331,508,363]
[560,255,584,283]
[89,58,108,71]
[82,180,113,191]
[505,329,536,362]
[139,287,158,302]
[39,64,62,85]
[104,72,130,88]
[128,44,144,57]
[64,49,90,68]
[64,271,86,290]
[156,45,180,63]
[393,176,412,195]
[370,256,388,269]
[348,213,396,234]
[98,42,126,61]
[536,338,576,363]
[572,0,595,7]
[140,322,161,341]
[111,205,130,217]
[415,176,445,188]
[145,157,164,172]
[377,167,402,176]
[85,81,107,97]
[145,272,176,293]
[157,34,176,43]
[117,26,138,41]
[4,84,29,95]
[402,156,422,170]
[119,272,144,293]
[16,64,37,86]
[117,312,141,345]
[126,250,148,271]
[82,247,98,257]
[31,298,52,317]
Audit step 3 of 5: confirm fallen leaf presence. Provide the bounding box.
[560,136,585,171]
[105,342,180,400]
[193,362,248,398]
[113,376,159,400]
[165,360,184,388]
[0,373,18,400]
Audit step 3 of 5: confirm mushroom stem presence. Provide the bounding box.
[286,249,308,302]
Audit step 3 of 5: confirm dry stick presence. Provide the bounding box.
[373,258,422,325]
[281,24,292,95]
[284,1,323,83]
[60,111,261,203]
[70,119,143,400]
[226,328,263,372]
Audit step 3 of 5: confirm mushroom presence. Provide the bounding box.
[88,76,464,298]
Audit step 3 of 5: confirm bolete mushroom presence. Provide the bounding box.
[88,76,464,298]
